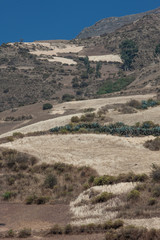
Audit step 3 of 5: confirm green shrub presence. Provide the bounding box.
[64,224,73,234]
[92,192,114,204]
[43,103,53,110]
[148,197,157,206]
[71,116,80,123]
[25,195,37,205]
[49,224,63,234]
[151,164,160,182]
[93,175,117,186]
[25,195,49,204]
[144,137,160,151]
[18,228,31,238]
[44,174,57,188]
[54,162,66,173]
[104,220,124,230]
[35,196,49,204]
[12,132,24,138]
[152,185,160,197]
[6,136,14,142]
[62,94,74,102]
[2,191,13,200]
[127,99,141,108]
[127,190,140,201]
[80,113,95,122]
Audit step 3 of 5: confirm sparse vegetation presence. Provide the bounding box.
[18,228,31,238]
[0,148,97,203]
[105,226,160,240]
[4,115,32,121]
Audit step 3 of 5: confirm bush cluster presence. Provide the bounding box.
[50,122,160,136]
[93,172,148,186]
[48,220,124,235]
[71,113,95,123]
[127,99,160,110]
[144,137,160,151]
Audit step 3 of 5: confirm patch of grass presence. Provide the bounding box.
[97,75,135,95]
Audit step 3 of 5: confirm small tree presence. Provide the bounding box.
[119,39,138,70]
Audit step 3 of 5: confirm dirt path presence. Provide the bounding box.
[1,134,158,175]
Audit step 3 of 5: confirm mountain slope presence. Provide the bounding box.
[76,7,160,39]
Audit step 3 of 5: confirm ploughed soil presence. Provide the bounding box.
[0,202,105,240]
[0,203,70,231]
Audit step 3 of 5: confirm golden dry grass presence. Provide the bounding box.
[1,134,158,176]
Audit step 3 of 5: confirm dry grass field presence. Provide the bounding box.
[1,93,160,238]
[0,93,156,138]
[1,134,158,176]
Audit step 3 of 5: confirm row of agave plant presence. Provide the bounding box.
[50,121,160,136]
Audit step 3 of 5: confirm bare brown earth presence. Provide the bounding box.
[0,203,70,232]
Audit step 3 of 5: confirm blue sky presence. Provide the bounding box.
[0,0,159,44]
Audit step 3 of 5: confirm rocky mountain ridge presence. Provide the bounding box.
[76,7,160,39]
